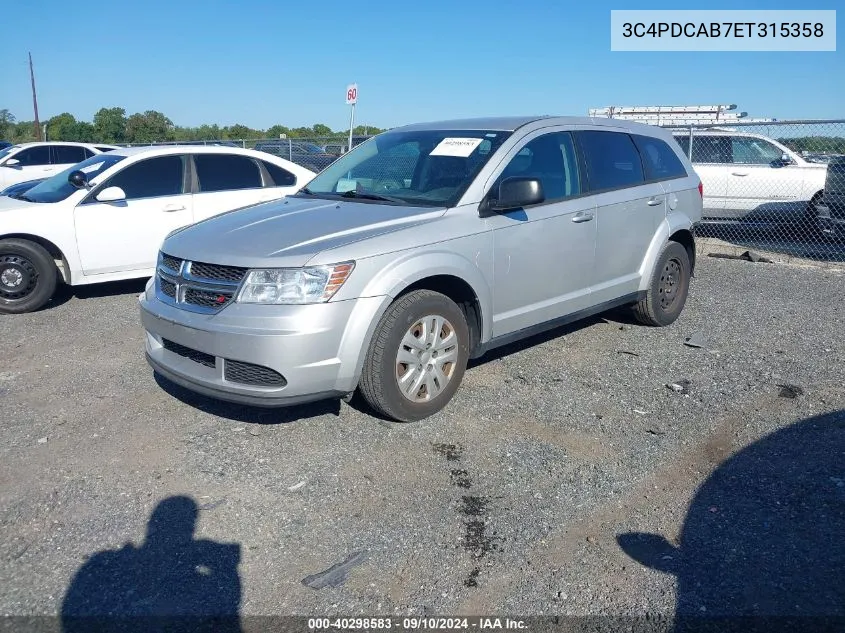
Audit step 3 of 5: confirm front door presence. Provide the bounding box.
[0,145,52,188]
[486,130,597,338]
[725,135,807,221]
[74,155,193,275]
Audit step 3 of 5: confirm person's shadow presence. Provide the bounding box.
[618,410,845,632]
[61,496,242,633]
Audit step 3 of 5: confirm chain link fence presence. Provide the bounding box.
[123,136,374,173]
[658,120,845,266]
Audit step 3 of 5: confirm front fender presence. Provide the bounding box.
[332,247,495,392]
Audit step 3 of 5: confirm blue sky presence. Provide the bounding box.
[1,0,841,132]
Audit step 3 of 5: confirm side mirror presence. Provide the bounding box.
[68,170,89,189]
[480,177,545,216]
[3,158,20,168]
[95,186,127,203]
[772,153,793,167]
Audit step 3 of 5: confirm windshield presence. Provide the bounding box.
[20,153,127,203]
[298,129,512,207]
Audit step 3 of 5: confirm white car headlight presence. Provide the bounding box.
[236,262,355,305]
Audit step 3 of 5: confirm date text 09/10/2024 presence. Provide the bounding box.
[308,617,528,630]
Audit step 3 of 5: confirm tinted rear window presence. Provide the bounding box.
[632,134,688,180]
[577,130,645,191]
[195,154,263,192]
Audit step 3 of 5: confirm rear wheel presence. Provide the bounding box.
[0,239,58,314]
[358,290,470,422]
[632,241,691,327]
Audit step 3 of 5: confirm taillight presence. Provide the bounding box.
[698,181,703,198]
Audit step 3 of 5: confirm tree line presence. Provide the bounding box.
[0,107,384,145]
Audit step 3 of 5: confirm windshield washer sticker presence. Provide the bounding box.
[430,137,483,158]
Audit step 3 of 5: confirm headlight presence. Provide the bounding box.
[236,261,355,305]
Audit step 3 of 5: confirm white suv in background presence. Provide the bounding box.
[673,130,826,226]
[0,142,120,189]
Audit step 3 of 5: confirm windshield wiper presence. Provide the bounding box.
[340,190,405,203]
[298,187,315,195]
[12,194,35,202]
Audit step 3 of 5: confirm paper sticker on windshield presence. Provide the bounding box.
[430,138,483,157]
[336,178,358,193]
[80,161,105,174]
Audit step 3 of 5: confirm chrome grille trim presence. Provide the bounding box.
[155,251,247,314]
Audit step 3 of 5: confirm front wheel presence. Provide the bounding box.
[0,239,58,315]
[632,241,691,327]
[358,290,470,422]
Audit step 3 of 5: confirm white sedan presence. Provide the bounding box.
[0,141,120,189]
[0,145,315,314]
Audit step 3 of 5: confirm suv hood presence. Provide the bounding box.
[162,195,447,268]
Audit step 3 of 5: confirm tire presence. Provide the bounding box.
[632,241,691,327]
[0,238,58,315]
[358,289,470,422]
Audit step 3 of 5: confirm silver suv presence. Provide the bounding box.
[139,116,703,422]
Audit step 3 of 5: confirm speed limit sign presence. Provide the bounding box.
[345,83,358,105]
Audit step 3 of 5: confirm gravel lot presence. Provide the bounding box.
[1,255,843,625]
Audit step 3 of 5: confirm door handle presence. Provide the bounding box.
[731,172,749,177]
[647,198,663,206]
[571,212,594,223]
[162,204,186,212]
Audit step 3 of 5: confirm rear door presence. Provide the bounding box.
[190,153,279,222]
[575,129,666,304]
[689,134,730,218]
[74,155,193,275]
[50,144,89,174]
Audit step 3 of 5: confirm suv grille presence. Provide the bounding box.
[160,277,177,299]
[162,339,215,368]
[225,359,287,386]
[184,287,235,309]
[188,262,248,283]
[156,251,246,314]
[161,253,183,272]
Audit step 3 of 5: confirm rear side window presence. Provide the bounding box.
[195,154,263,192]
[12,146,51,166]
[577,130,644,191]
[100,155,185,200]
[262,161,297,187]
[632,135,688,180]
[52,145,88,165]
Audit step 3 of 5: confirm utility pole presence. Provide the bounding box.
[29,52,42,141]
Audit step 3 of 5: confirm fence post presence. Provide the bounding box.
[688,126,693,160]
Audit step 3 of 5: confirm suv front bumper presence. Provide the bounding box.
[139,285,387,407]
